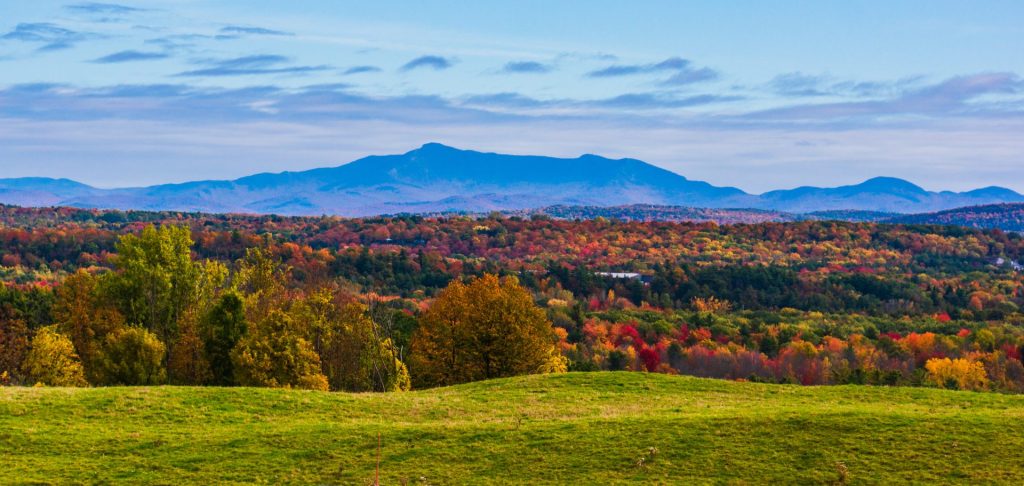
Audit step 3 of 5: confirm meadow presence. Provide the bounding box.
[3,372,1024,484]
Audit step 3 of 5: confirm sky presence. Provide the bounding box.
[0,1,1022,193]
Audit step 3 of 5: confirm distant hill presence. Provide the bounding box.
[517,204,802,224]
[758,177,1024,213]
[886,203,1024,231]
[1,144,1021,215]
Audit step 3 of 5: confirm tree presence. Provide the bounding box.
[168,319,213,385]
[231,310,328,390]
[95,327,167,385]
[201,292,247,385]
[410,274,564,387]
[925,357,989,391]
[105,225,225,364]
[317,301,411,392]
[0,305,30,385]
[21,326,88,387]
[52,270,124,381]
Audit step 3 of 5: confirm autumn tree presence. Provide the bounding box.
[52,270,124,382]
[925,357,989,391]
[20,326,88,387]
[311,299,411,392]
[95,327,167,385]
[231,310,328,390]
[168,318,213,385]
[411,274,566,388]
[0,305,30,385]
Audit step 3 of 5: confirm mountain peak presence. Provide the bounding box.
[853,177,926,194]
[410,142,461,155]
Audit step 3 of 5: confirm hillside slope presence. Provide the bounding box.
[3,373,1024,484]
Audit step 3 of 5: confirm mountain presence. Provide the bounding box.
[885,203,1024,231]
[757,177,1024,213]
[0,144,1020,216]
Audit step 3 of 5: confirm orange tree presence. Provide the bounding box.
[411,273,565,388]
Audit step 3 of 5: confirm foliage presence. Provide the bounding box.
[0,305,30,384]
[96,327,167,386]
[19,326,87,387]
[52,270,124,381]
[411,274,562,387]
[925,357,990,391]
[230,311,328,390]
[201,292,247,385]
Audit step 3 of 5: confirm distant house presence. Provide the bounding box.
[595,272,652,284]
[991,257,1023,272]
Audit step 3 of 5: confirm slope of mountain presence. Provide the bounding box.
[0,144,1020,216]
[885,203,1024,231]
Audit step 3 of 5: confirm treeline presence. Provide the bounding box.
[1,209,1022,320]
[1,226,565,390]
[3,222,1024,392]
[549,303,1024,392]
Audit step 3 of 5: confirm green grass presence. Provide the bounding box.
[3,373,1024,485]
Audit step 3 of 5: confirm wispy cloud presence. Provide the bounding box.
[400,55,454,72]
[500,61,552,74]
[751,72,1024,122]
[768,72,923,98]
[217,25,294,39]
[343,65,382,75]
[587,56,719,86]
[92,50,169,63]
[594,92,740,108]
[587,57,689,77]
[175,55,330,77]
[0,22,101,51]
[64,2,146,15]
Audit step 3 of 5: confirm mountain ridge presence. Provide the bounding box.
[1,143,1020,216]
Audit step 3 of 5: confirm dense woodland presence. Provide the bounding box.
[2,204,1024,392]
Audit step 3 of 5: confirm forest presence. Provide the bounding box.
[1,204,1023,392]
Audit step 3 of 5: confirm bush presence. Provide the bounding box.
[96,327,167,385]
[20,326,88,387]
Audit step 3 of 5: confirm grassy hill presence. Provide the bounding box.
[3,373,1024,484]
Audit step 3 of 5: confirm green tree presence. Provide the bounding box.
[21,326,88,387]
[231,310,328,390]
[202,291,248,385]
[96,327,167,385]
[410,274,564,388]
[105,225,226,364]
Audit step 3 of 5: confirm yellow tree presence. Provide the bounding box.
[21,326,88,387]
[411,274,565,388]
[924,357,989,391]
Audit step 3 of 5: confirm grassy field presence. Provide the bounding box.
[3,373,1024,485]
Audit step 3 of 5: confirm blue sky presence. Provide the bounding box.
[1,1,1022,192]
